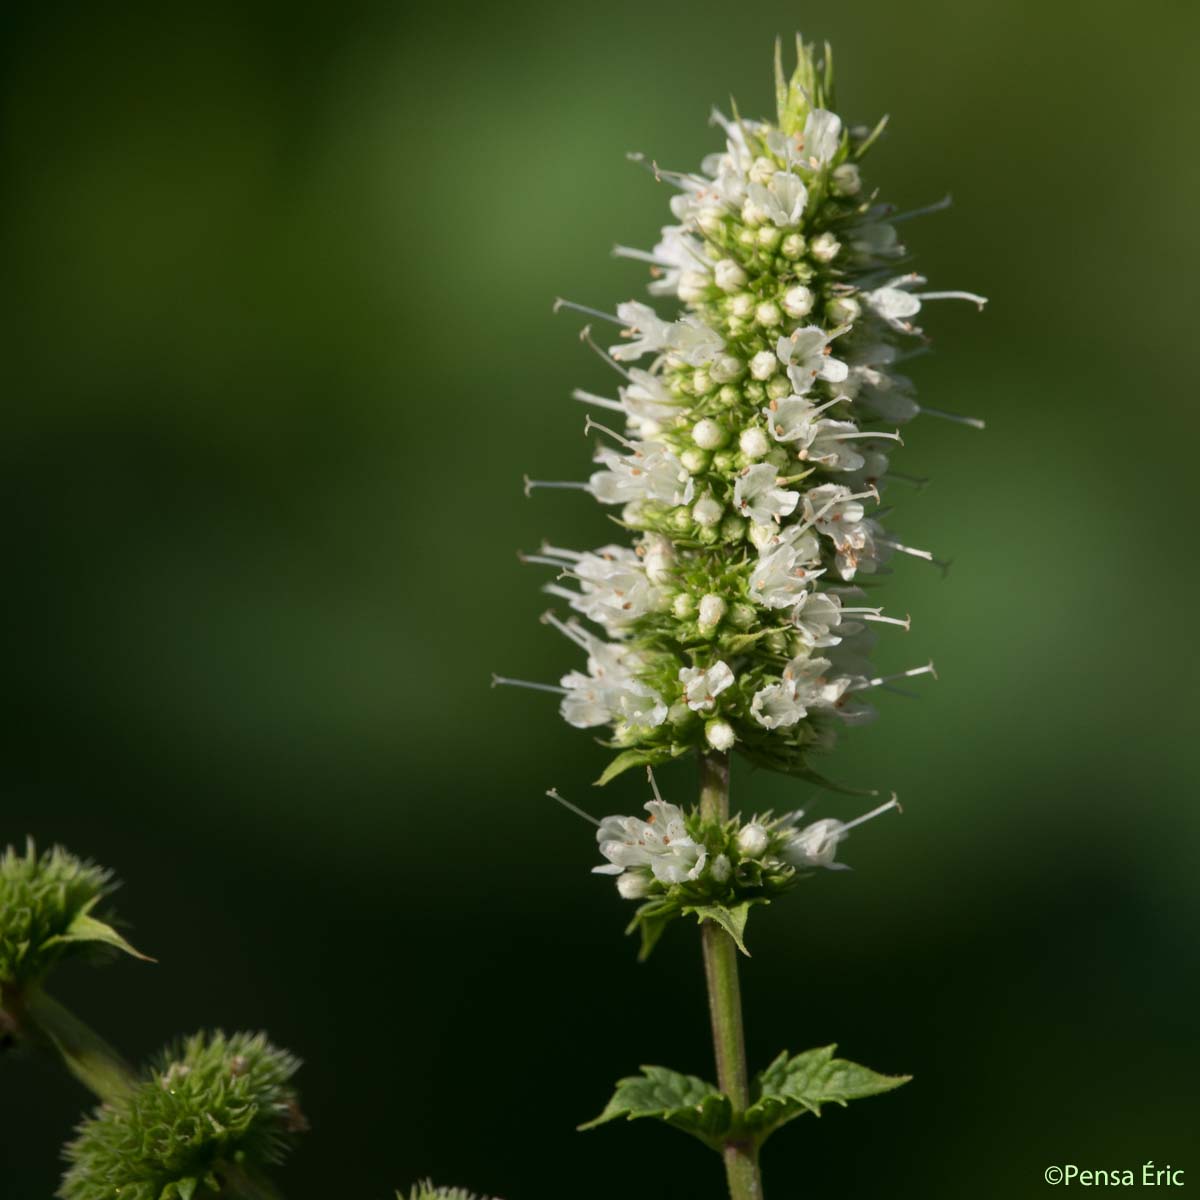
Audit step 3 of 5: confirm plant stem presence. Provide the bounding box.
[699,751,763,1200]
[18,985,137,1103]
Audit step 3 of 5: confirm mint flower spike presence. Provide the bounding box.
[505,37,986,787]
[59,1030,304,1200]
[0,840,150,997]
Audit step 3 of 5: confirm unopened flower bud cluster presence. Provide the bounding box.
[516,40,983,780]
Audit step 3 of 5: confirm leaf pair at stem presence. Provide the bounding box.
[580,1045,909,1151]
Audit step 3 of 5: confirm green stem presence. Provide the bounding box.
[17,985,137,1103]
[699,751,763,1200]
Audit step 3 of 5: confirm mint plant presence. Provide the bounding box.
[499,36,984,1199]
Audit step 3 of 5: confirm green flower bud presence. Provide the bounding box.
[59,1031,304,1200]
[0,842,146,999]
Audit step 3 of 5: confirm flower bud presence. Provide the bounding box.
[720,513,747,541]
[782,284,814,318]
[730,293,755,318]
[755,301,782,327]
[616,871,653,900]
[749,350,777,380]
[705,720,737,751]
[756,225,782,250]
[714,259,748,292]
[642,534,675,583]
[710,355,743,383]
[737,822,770,857]
[692,496,724,527]
[691,367,711,394]
[698,594,727,629]
[831,162,861,196]
[698,206,724,235]
[692,418,728,449]
[811,231,841,263]
[827,296,861,325]
[766,375,791,400]
[781,232,807,259]
[672,592,696,618]
[680,447,709,473]
[710,853,732,883]
[739,427,771,458]
[729,601,756,629]
[748,522,776,550]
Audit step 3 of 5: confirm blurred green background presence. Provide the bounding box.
[2,0,1198,1196]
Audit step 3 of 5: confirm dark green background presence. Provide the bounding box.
[3,1,1198,1196]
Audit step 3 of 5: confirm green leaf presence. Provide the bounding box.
[744,1045,910,1142]
[624,899,680,962]
[594,749,658,786]
[579,1065,732,1149]
[682,900,764,957]
[41,912,154,963]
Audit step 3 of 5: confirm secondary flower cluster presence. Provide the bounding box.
[591,774,899,906]
[505,39,983,782]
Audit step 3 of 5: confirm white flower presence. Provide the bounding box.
[801,108,843,167]
[609,302,725,365]
[619,368,682,426]
[863,275,924,333]
[564,544,660,631]
[776,327,848,395]
[558,631,667,731]
[782,797,900,870]
[792,591,851,649]
[590,444,694,507]
[745,172,808,228]
[609,301,674,361]
[733,463,799,524]
[748,541,818,609]
[749,655,852,729]
[679,660,735,711]
[594,798,707,886]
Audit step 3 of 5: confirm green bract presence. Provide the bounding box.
[0,840,146,996]
[59,1031,304,1200]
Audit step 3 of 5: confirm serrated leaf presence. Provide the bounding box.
[744,1045,910,1142]
[579,1065,732,1149]
[682,900,763,957]
[41,913,154,963]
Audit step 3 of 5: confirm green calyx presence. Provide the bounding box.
[581,1046,909,1151]
[59,1030,305,1200]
